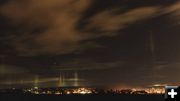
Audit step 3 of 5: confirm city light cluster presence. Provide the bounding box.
[23,87,94,95]
[145,88,165,94]
[22,86,165,95]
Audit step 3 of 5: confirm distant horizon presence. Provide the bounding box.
[0,82,169,89]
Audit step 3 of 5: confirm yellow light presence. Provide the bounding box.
[34,91,39,94]
[67,91,71,94]
[55,92,61,95]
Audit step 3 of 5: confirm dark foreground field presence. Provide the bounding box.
[0,94,164,101]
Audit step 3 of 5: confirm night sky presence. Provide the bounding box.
[0,0,180,88]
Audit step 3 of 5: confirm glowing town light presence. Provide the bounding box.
[72,88,92,94]
[34,87,38,89]
[55,92,62,95]
[66,91,71,95]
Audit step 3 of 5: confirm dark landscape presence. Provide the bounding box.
[0,93,164,101]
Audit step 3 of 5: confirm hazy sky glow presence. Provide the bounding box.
[1,0,180,88]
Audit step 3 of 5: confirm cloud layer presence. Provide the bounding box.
[1,0,91,55]
[1,0,180,56]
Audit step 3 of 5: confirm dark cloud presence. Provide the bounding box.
[0,0,92,56]
[0,0,179,56]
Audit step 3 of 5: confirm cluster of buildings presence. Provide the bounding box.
[23,87,94,95]
[22,85,165,95]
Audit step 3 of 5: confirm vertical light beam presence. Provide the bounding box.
[150,33,156,59]
[74,71,79,87]
[58,73,63,87]
[34,75,39,88]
